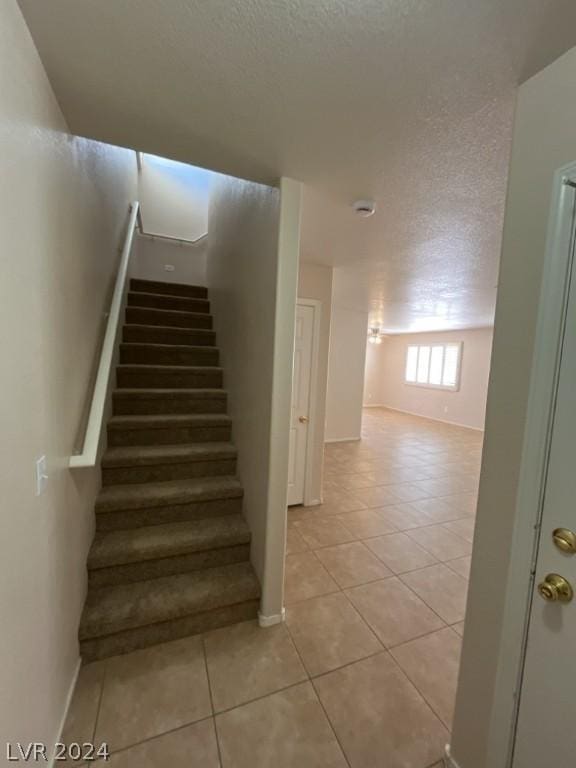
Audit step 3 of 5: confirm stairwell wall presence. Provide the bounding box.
[0,0,137,753]
[132,235,208,287]
[207,176,301,619]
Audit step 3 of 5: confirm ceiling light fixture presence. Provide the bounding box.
[353,199,376,217]
[368,326,384,344]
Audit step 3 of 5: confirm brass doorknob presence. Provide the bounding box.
[299,416,309,423]
[537,573,573,603]
[553,528,576,554]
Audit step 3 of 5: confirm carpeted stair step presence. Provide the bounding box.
[119,342,219,367]
[123,324,216,347]
[77,278,259,661]
[127,291,210,313]
[130,278,208,299]
[87,515,251,588]
[126,306,213,329]
[108,413,232,446]
[113,388,228,416]
[79,561,260,661]
[102,442,237,485]
[117,364,223,389]
[95,476,244,531]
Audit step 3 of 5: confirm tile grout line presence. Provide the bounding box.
[100,715,216,758]
[397,570,467,628]
[211,678,311,718]
[290,502,475,530]
[200,634,224,768]
[282,618,353,768]
[286,545,458,677]
[386,649,455,735]
[91,658,108,745]
[286,544,466,619]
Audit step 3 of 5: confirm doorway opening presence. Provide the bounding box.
[285,276,494,760]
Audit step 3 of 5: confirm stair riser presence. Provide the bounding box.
[130,279,208,299]
[96,496,243,531]
[108,424,231,447]
[128,293,210,313]
[123,326,216,346]
[113,395,227,416]
[80,600,259,662]
[88,544,250,589]
[126,307,213,329]
[102,457,237,485]
[117,369,223,389]
[120,345,220,367]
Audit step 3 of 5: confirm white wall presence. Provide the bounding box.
[0,0,137,753]
[207,175,301,619]
[297,262,333,502]
[138,154,212,241]
[451,46,576,768]
[325,268,369,442]
[363,328,493,430]
[132,235,207,286]
[134,155,213,286]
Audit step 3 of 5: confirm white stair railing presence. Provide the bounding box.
[69,201,140,469]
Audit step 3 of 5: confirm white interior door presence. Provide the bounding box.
[512,200,576,767]
[287,303,314,506]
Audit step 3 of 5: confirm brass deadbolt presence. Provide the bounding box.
[537,573,573,603]
[552,528,576,555]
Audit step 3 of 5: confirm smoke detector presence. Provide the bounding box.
[353,199,376,217]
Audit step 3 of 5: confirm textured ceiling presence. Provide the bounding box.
[18,0,576,332]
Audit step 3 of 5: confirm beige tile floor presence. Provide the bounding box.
[63,408,480,767]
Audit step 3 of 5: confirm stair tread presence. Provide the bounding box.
[129,290,209,302]
[109,413,231,429]
[113,388,226,398]
[131,279,207,292]
[127,307,213,320]
[117,363,223,372]
[120,342,219,352]
[80,561,259,640]
[96,476,243,513]
[88,515,250,569]
[124,324,214,335]
[103,442,237,467]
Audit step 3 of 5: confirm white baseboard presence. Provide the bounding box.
[444,744,462,768]
[324,436,362,444]
[49,657,81,768]
[258,608,286,627]
[377,405,485,433]
[303,498,321,507]
[362,403,386,408]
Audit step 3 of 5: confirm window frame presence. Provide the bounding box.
[404,342,463,392]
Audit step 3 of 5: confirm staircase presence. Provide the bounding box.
[79,278,260,661]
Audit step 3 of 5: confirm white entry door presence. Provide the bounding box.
[287,303,314,506]
[512,188,576,767]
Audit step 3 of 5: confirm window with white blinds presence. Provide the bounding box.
[405,343,462,390]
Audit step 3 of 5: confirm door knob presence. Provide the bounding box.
[537,573,574,603]
[299,416,309,423]
[552,528,576,554]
